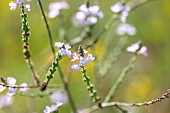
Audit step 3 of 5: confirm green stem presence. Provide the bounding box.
[37,0,56,59]
[40,53,62,91]
[20,4,40,86]
[104,54,137,103]
[57,65,77,113]
[81,66,100,106]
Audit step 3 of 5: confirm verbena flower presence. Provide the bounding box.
[72,4,104,27]
[9,0,31,11]
[111,2,130,23]
[0,95,14,108]
[71,49,95,71]
[48,1,69,18]
[50,91,68,104]
[20,83,29,92]
[43,102,63,113]
[127,41,148,56]
[54,42,72,57]
[115,23,136,36]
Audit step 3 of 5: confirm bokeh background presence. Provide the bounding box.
[0,0,170,113]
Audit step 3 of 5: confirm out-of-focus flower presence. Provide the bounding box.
[24,4,31,11]
[50,91,68,104]
[71,49,95,71]
[72,4,104,27]
[44,102,63,113]
[110,2,124,13]
[6,77,16,85]
[20,83,29,92]
[0,95,13,108]
[0,86,6,92]
[48,1,69,18]
[54,42,72,57]
[110,2,130,23]
[127,41,148,56]
[9,2,17,10]
[115,23,136,36]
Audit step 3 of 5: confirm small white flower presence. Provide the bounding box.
[120,6,130,23]
[50,91,68,104]
[110,2,124,13]
[6,77,16,85]
[16,0,24,6]
[0,86,6,92]
[24,4,31,11]
[48,1,69,18]
[71,64,80,71]
[8,86,17,94]
[44,102,63,113]
[0,95,13,108]
[79,56,88,66]
[127,42,148,56]
[116,23,136,36]
[20,83,29,92]
[55,42,64,48]
[72,4,103,27]
[86,54,95,62]
[9,2,17,11]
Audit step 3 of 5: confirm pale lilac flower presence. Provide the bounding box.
[73,4,104,27]
[71,49,95,71]
[9,2,17,10]
[111,2,130,23]
[110,2,124,13]
[127,42,148,56]
[116,23,136,36]
[8,86,17,94]
[48,1,69,18]
[55,42,72,57]
[6,77,16,85]
[55,42,64,48]
[0,86,6,92]
[71,64,80,71]
[20,83,29,92]
[44,102,63,113]
[50,91,68,104]
[16,0,24,6]
[0,95,13,108]
[24,4,31,11]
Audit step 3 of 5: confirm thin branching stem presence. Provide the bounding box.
[57,65,77,113]
[104,54,137,103]
[37,0,56,59]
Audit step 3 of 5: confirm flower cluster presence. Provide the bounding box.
[111,2,130,23]
[44,102,63,113]
[111,2,137,36]
[0,77,29,107]
[72,4,104,27]
[115,23,136,36]
[127,41,148,56]
[48,1,69,18]
[54,42,72,57]
[9,0,31,11]
[71,47,95,71]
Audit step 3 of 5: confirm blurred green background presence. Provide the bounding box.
[0,0,170,113]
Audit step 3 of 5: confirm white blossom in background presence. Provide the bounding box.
[48,1,69,18]
[50,91,68,104]
[0,95,14,108]
[6,77,16,85]
[72,4,104,27]
[44,102,63,113]
[71,49,95,71]
[0,86,6,92]
[9,0,31,11]
[54,42,72,57]
[127,41,148,56]
[115,23,136,36]
[20,83,29,92]
[110,2,130,23]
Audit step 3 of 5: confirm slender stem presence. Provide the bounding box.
[80,88,170,113]
[20,4,40,86]
[37,0,56,59]
[104,54,137,103]
[57,65,77,113]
